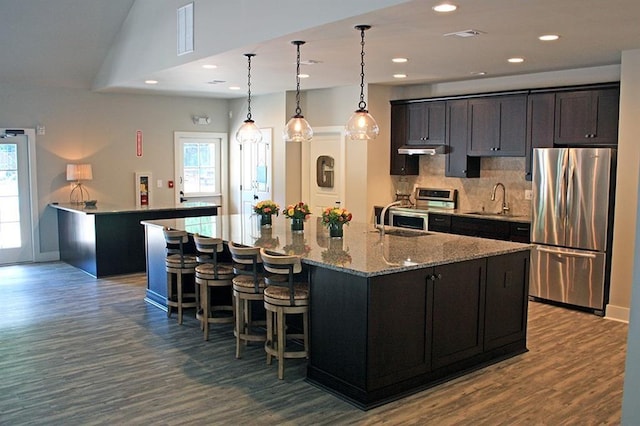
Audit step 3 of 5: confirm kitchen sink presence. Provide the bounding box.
[465,211,523,218]
[378,228,432,238]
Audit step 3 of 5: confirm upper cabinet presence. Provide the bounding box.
[445,99,480,178]
[525,93,555,181]
[390,103,419,175]
[407,101,446,145]
[555,87,619,145]
[467,94,527,156]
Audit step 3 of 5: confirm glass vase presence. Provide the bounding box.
[329,222,344,238]
[260,214,272,228]
[291,217,304,232]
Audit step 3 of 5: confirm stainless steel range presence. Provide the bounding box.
[389,187,457,230]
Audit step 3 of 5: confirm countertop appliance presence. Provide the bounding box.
[530,147,617,315]
[389,187,457,230]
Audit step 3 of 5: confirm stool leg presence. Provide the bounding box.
[277,308,285,380]
[235,294,243,359]
[203,284,210,341]
[303,311,310,358]
[166,271,172,318]
[177,273,183,325]
[266,308,273,365]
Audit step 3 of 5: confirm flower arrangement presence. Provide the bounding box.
[321,207,353,227]
[253,200,280,216]
[283,201,312,220]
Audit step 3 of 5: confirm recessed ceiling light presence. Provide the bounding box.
[298,73,310,79]
[229,86,241,90]
[393,73,407,79]
[508,57,525,63]
[470,71,487,76]
[539,34,560,41]
[444,29,485,38]
[433,3,457,12]
[392,57,408,63]
[144,80,158,85]
[202,64,217,69]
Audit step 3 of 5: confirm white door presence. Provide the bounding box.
[301,127,346,216]
[240,128,272,216]
[174,132,228,211]
[0,132,33,264]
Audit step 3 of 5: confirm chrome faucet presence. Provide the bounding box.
[491,182,510,214]
[377,201,403,238]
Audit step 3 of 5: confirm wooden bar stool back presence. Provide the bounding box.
[163,228,198,325]
[259,248,309,380]
[194,235,234,341]
[228,241,269,359]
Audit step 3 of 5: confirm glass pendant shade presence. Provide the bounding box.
[284,40,312,142]
[236,119,262,144]
[346,109,379,140]
[284,115,313,142]
[236,53,262,144]
[345,25,379,141]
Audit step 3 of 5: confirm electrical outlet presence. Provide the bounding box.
[524,189,533,200]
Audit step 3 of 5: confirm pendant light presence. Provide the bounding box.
[236,53,263,144]
[284,40,313,142]
[345,25,379,141]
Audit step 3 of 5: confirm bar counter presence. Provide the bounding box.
[142,214,531,409]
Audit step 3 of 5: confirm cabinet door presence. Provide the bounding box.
[390,103,419,175]
[428,213,451,233]
[368,269,431,388]
[450,216,510,240]
[408,102,446,145]
[484,252,529,351]
[431,258,486,369]
[468,98,500,155]
[525,93,555,180]
[445,99,480,178]
[498,95,527,156]
[555,88,619,145]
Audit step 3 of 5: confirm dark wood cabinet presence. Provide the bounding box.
[468,95,527,156]
[407,101,446,145]
[555,87,619,145]
[445,99,480,178]
[433,214,530,243]
[509,222,531,243]
[431,259,486,369]
[484,252,529,351]
[390,103,419,175]
[525,93,555,180]
[428,213,451,232]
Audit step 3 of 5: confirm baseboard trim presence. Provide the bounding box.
[605,304,630,323]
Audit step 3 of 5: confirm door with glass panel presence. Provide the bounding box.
[174,132,227,211]
[0,133,33,264]
[240,128,272,217]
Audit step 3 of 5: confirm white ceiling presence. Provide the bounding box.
[2,0,640,98]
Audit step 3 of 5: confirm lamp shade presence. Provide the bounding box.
[66,164,93,181]
[345,110,380,140]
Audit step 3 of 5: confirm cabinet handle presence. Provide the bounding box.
[515,227,528,232]
[429,273,442,281]
[434,218,445,222]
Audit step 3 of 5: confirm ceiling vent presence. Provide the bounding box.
[444,29,485,38]
[207,80,226,85]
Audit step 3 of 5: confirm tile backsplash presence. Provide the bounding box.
[395,155,532,217]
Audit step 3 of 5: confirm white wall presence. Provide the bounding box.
[0,83,228,259]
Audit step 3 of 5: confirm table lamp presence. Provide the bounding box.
[66,163,93,204]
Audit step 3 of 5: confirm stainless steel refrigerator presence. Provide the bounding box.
[530,147,616,315]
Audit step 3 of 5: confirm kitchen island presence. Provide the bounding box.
[50,202,218,277]
[141,214,530,409]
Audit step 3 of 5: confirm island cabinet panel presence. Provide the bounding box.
[555,87,619,146]
[368,268,432,389]
[431,258,486,369]
[484,252,530,351]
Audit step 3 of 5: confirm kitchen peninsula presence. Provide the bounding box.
[141,215,530,409]
[50,202,218,277]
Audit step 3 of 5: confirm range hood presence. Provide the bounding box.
[397,145,447,155]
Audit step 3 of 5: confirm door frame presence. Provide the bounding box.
[173,131,228,214]
[0,128,40,264]
[301,126,347,213]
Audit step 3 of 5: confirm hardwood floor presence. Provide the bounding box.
[0,262,627,425]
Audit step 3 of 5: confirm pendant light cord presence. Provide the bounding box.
[358,26,367,111]
[294,41,303,116]
[245,53,255,121]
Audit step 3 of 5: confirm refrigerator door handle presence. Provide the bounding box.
[566,160,575,224]
[536,246,597,259]
[560,152,569,224]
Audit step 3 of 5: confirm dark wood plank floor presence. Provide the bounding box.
[0,262,627,425]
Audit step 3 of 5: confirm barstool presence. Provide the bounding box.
[194,235,234,341]
[259,248,309,380]
[163,228,198,325]
[228,241,268,359]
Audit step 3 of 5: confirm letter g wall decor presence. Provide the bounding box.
[316,155,334,188]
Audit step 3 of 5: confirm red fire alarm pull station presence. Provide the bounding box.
[168,180,174,188]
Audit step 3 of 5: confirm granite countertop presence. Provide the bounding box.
[49,201,220,215]
[143,214,531,277]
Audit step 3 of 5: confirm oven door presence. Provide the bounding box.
[389,210,429,230]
